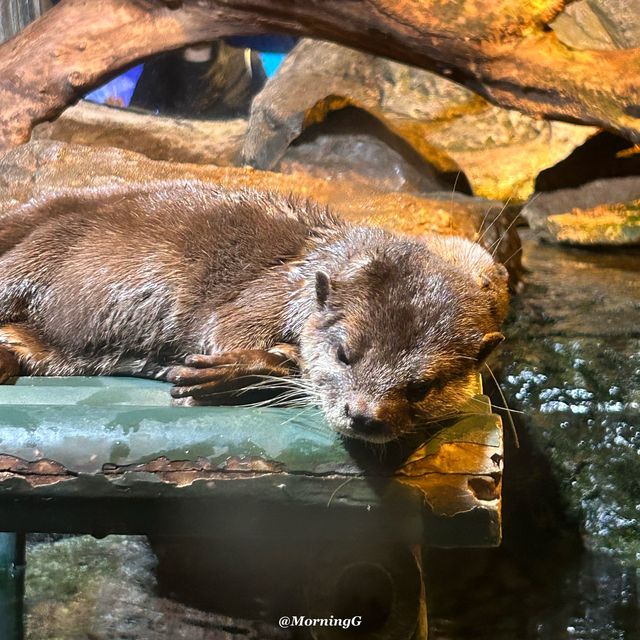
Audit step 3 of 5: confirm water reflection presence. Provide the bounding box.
[427,232,640,639]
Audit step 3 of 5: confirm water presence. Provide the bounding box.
[428,231,640,639]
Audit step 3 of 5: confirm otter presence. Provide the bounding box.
[0,181,508,443]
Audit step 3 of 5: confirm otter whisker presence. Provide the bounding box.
[327,476,359,508]
[483,363,520,448]
[475,193,514,246]
[477,203,498,242]
[240,393,314,409]
[422,411,486,424]
[280,406,324,426]
[489,214,521,259]
[487,192,539,258]
[502,244,523,267]
[465,397,525,428]
[466,394,524,415]
[448,171,462,228]
[238,376,322,396]
[246,375,319,393]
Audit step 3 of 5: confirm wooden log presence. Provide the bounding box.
[0,0,638,156]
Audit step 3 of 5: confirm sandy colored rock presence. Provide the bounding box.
[33,100,247,166]
[551,1,619,50]
[521,175,640,239]
[243,39,596,202]
[547,200,640,245]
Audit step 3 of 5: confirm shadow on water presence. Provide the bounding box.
[425,231,640,640]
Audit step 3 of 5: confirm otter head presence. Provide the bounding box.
[299,231,509,443]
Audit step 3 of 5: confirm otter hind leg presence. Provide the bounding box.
[0,323,65,378]
[0,345,21,383]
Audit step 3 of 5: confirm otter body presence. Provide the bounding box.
[0,183,508,442]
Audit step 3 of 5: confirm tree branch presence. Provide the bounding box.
[0,0,638,156]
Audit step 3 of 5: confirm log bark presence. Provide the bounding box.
[0,0,639,156]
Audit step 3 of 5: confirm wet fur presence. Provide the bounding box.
[0,181,509,441]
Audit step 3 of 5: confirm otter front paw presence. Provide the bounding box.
[167,346,300,405]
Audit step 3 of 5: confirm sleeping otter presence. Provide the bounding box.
[0,181,508,443]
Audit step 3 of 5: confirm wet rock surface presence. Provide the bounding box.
[522,175,640,244]
[424,231,640,640]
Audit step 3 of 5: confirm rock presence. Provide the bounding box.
[275,106,463,196]
[588,0,640,48]
[547,200,640,245]
[0,140,523,282]
[521,176,640,242]
[243,39,596,202]
[33,100,247,166]
[551,0,640,50]
[551,1,619,50]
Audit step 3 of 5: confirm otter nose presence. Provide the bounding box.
[345,401,387,437]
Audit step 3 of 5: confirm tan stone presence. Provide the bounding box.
[33,100,246,166]
[547,200,640,245]
[243,40,597,203]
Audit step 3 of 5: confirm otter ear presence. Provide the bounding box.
[315,271,332,308]
[477,331,505,363]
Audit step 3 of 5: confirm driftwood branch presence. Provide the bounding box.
[0,0,639,156]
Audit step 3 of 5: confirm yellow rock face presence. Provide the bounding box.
[245,39,598,203]
[547,200,640,245]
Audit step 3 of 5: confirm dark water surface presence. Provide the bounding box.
[429,232,640,640]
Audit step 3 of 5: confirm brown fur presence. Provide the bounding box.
[0,181,509,442]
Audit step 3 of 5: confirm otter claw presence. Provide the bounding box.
[170,380,224,399]
[168,348,301,405]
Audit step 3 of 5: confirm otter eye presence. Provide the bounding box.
[336,344,351,366]
[406,380,433,403]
